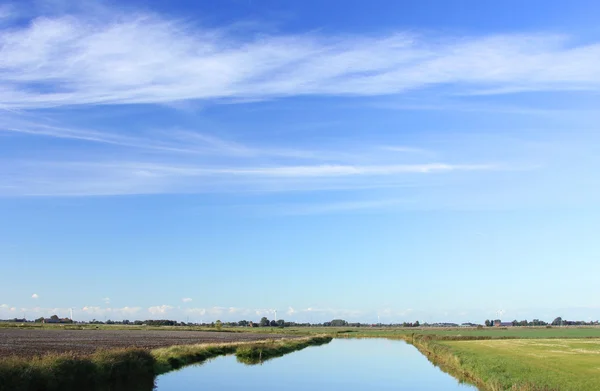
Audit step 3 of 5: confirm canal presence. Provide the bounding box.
[156,338,476,390]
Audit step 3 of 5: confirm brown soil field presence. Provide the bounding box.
[0,329,295,357]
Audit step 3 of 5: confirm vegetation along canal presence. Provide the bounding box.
[156,338,476,390]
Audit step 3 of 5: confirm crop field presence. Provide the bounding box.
[443,338,600,390]
[0,328,297,357]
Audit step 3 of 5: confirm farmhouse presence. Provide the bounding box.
[494,320,513,327]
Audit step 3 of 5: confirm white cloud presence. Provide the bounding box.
[81,306,141,318]
[0,10,599,109]
[148,305,173,316]
[31,293,39,299]
[0,158,500,197]
[181,297,192,303]
[102,297,110,305]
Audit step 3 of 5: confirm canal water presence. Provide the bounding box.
[156,338,476,390]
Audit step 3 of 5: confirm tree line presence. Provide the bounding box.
[484,317,599,327]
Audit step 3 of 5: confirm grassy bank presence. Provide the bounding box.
[407,334,600,391]
[0,348,155,391]
[235,335,332,364]
[443,338,600,391]
[153,335,332,373]
[0,335,331,391]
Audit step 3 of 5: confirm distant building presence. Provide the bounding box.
[494,320,513,327]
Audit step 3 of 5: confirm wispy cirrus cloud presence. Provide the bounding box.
[1,9,600,109]
[1,5,576,207]
[0,106,502,197]
[0,159,498,196]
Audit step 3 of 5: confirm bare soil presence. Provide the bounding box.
[0,329,293,357]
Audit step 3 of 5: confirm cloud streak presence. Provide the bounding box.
[1,10,600,109]
[1,160,499,196]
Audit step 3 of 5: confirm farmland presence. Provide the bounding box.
[441,338,600,390]
[0,328,298,357]
[2,325,600,390]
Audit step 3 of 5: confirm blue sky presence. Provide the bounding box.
[1,0,600,324]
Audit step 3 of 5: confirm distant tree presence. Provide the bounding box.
[484,319,491,327]
[215,320,222,330]
[330,319,348,327]
[414,320,420,327]
[50,315,59,321]
[552,317,563,326]
[260,317,270,327]
[238,320,248,327]
[277,319,285,327]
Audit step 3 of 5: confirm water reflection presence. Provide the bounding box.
[156,338,477,390]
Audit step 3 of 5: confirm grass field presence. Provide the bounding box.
[328,326,600,339]
[442,338,600,391]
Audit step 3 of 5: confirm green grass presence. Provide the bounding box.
[441,338,600,391]
[331,327,600,339]
[0,349,155,391]
[235,335,332,364]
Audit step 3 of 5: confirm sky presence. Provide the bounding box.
[1,0,600,324]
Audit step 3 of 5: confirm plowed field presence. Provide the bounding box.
[0,329,294,357]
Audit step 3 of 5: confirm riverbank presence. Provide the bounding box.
[153,335,332,373]
[0,335,332,391]
[406,334,600,391]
